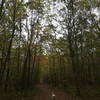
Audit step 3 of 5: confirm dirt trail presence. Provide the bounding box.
[21,85,100,100]
[32,85,72,100]
[1,84,100,100]
[21,84,73,100]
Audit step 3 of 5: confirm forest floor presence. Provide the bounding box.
[0,84,100,100]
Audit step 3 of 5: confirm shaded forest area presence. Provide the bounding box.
[0,0,100,100]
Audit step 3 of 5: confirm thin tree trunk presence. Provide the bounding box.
[3,0,16,92]
[0,0,5,19]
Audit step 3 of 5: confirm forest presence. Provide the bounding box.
[0,0,100,100]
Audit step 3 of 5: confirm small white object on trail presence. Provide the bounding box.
[51,91,56,100]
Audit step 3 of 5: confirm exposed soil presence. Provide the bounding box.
[0,84,100,100]
[30,84,73,100]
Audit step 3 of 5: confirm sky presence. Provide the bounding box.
[22,0,100,39]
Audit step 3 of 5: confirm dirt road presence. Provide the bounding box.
[1,84,100,100]
[31,85,72,100]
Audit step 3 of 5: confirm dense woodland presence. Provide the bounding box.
[0,0,100,99]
